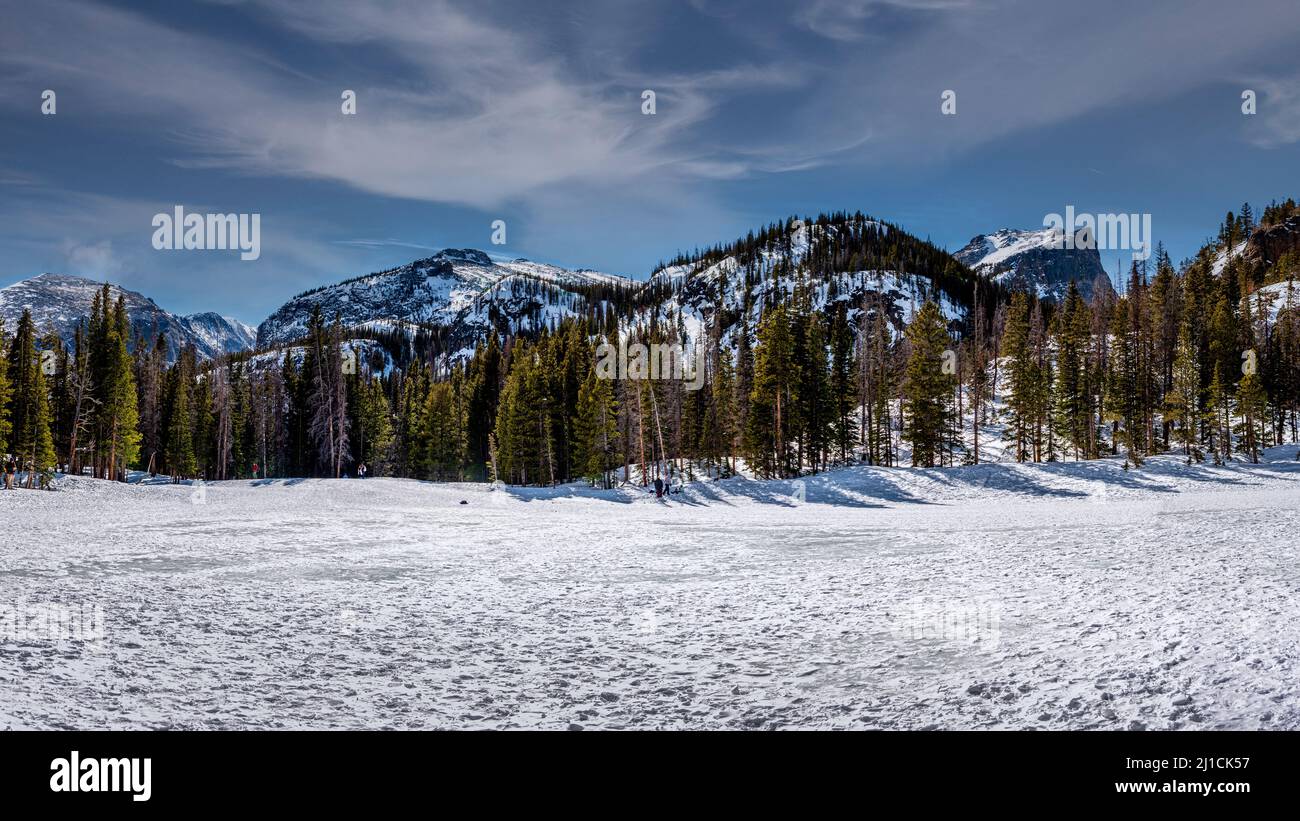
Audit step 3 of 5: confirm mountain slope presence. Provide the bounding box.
[180,312,258,356]
[256,249,631,358]
[255,216,986,368]
[1202,208,1300,282]
[636,214,983,349]
[955,228,1114,302]
[0,273,255,362]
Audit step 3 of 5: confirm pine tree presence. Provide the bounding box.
[1104,296,1142,466]
[1127,263,1158,457]
[1206,363,1232,466]
[464,334,501,480]
[192,364,214,479]
[869,329,895,466]
[573,369,618,486]
[6,310,57,481]
[417,380,461,481]
[1000,292,1033,462]
[1149,247,1180,447]
[494,343,542,485]
[797,310,832,472]
[211,364,234,480]
[1208,291,1239,397]
[734,315,754,453]
[1052,283,1091,460]
[61,324,94,474]
[285,348,310,477]
[308,310,350,477]
[1181,262,1212,440]
[1236,369,1267,463]
[1027,299,1052,461]
[392,368,424,478]
[354,376,394,474]
[829,304,857,464]
[529,336,561,485]
[964,290,991,465]
[0,319,10,453]
[135,333,167,474]
[902,301,955,467]
[1165,320,1201,461]
[230,363,250,477]
[44,332,71,470]
[165,358,197,481]
[97,296,142,480]
[745,304,796,478]
[710,345,737,475]
[860,290,896,466]
[26,350,57,483]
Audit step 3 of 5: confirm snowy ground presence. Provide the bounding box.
[3,447,1300,730]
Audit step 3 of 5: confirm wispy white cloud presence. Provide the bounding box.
[775,0,1300,165]
[0,169,41,187]
[1243,74,1300,148]
[1,0,800,212]
[61,239,120,277]
[793,0,973,42]
[11,0,1294,213]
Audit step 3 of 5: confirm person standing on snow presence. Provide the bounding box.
[3,457,15,490]
[653,476,664,498]
[358,462,367,479]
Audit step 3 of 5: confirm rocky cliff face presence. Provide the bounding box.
[1249,215,1300,270]
[955,228,1115,302]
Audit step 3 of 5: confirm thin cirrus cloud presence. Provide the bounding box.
[775,0,1300,167]
[1244,73,1300,149]
[61,239,121,278]
[792,0,973,42]
[1,0,800,212]
[6,0,1299,208]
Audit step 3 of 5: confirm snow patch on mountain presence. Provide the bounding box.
[959,227,1060,270]
[256,249,630,355]
[1249,279,1300,323]
[643,220,964,355]
[243,338,394,377]
[1211,240,1249,278]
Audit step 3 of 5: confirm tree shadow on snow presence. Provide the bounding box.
[920,465,1097,499]
[495,484,636,504]
[683,474,891,508]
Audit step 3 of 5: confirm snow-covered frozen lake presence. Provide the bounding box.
[4,449,1300,730]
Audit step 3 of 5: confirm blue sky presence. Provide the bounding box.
[2,0,1299,324]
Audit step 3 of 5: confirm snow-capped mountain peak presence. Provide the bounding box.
[0,273,255,362]
[955,227,1114,302]
[255,250,631,356]
[181,311,258,355]
[959,227,1060,268]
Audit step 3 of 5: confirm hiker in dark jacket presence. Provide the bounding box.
[653,477,664,498]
